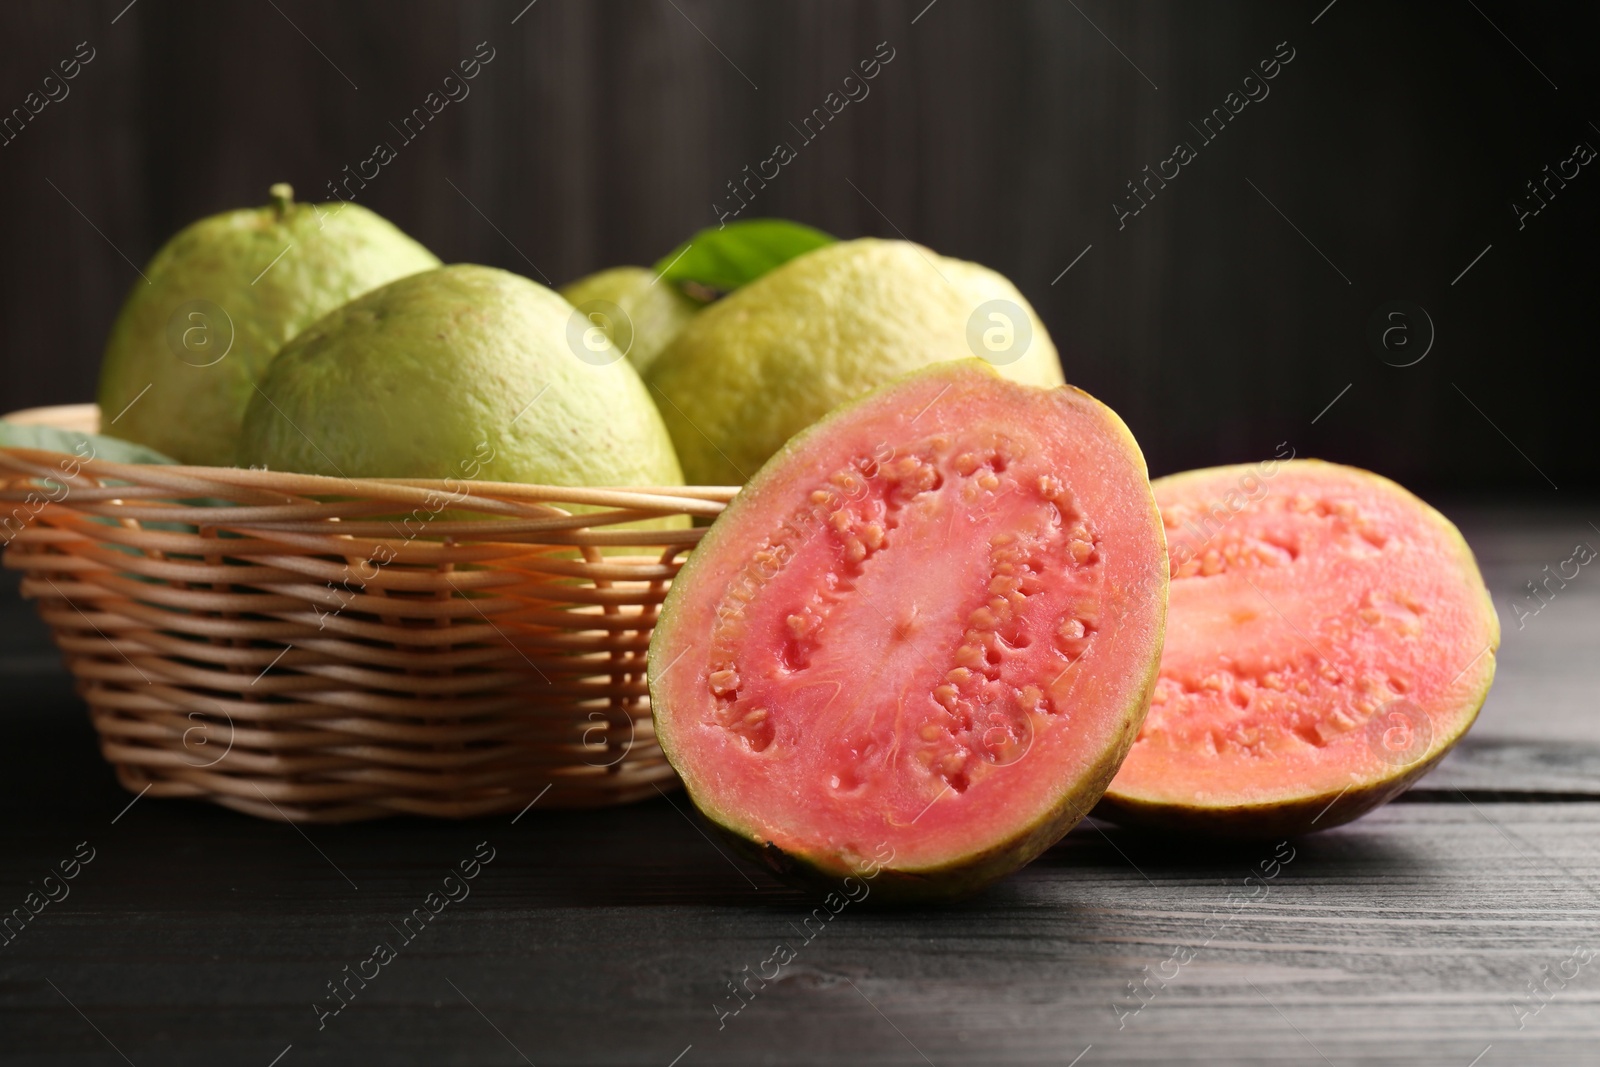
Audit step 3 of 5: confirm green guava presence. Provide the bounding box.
[96,184,440,466]
[644,239,1064,486]
[558,266,699,376]
[237,264,684,497]
[650,361,1166,899]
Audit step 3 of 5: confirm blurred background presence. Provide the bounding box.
[1,0,1593,494]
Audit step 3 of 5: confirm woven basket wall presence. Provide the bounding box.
[1,404,734,822]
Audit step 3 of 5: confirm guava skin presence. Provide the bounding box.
[97,186,440,466]
[237,264,684,492]
[645,239,1065,486]
[1094,737,1461,839]
[718,689,1155,902]
[559,266,699,377]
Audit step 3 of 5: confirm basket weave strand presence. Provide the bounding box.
[1,404,733,822]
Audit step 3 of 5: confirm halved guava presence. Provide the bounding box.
[1099,460,1499,837]
[649,361,1167,898]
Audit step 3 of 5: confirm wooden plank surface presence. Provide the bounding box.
[2,778,1598,1066]
[1,504,1597,1066]
[1436,504,1600,749]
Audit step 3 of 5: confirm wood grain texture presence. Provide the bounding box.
[1437,502,1600,748]
[2,500,1599,1064]
[2,778,1598,1065]
[2,1,1599,493]
[1420,737,1600,798]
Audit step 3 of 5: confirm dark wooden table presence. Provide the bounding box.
[3,501,1597,1066]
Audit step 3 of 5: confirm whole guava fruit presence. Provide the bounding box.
[644,238,1064,485]
[558,266,699,376]
[97,184,440,466]
[236,264,684,495]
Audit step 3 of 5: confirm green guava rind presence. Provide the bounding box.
[1095,461,1499,839]
[650,360,1166,901]
[97,196,440,466]
[1093,743,1459,839]
[236,264,683,495]
[644,238,1065,486]
[558,266,699,377]
[715,696,1154,902]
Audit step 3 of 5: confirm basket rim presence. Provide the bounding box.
[1,401,740,509]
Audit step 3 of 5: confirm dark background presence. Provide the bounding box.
[1,0,1593,494]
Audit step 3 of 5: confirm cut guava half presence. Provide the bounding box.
[1099,460,1499,837]
[650,361,1167,898]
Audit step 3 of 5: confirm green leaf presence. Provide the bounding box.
[653,219,836,301]
[0,420,178,465]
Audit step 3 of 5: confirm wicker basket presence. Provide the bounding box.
[1,403,735,822]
